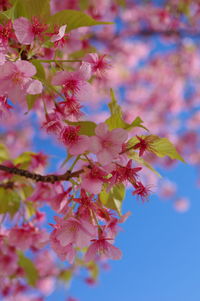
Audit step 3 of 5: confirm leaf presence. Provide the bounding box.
[150,137,185,163]
[100,183,125,215]
[0,144,9,162]
[31,60,46,81]
[18,252,38,286]
[26,94,39,111]
[65,120,97,136]
[14,152,34,168]
[0,188,20,217]
[59,270,72,283]
[106,89,148,131]
[47,10,113,32]
[25,201,36,218]
[125,116,148,131]
[13,0,50,20]
[128,151,161,177]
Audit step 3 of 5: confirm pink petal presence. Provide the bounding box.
[95,122,108,137]
[0,61,15,79]
[89,136,102,153]
[52,71,69,85]
[68,135,89,156]
[111,128,128,144]
[13,17,34,45]
[79,62,92,80]
[84,243,98,262]
[50,25,67,42]
[26,79,43,94]
[76,81,94,102]
[81,177,103,194]
[15,61,36,77]
[56,228,74,247]
[107,243,122,260]
[97,149,114,166]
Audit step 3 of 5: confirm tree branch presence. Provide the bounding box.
[0,165,84,184]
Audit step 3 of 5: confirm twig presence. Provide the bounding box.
[0,165,85,184]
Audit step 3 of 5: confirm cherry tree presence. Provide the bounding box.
[0,0,199,300]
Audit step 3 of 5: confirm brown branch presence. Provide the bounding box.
[0,165,84,184]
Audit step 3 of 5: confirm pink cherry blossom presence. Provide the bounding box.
[52,63,93,101]
[84,232,122,262]
[13,17,47,45]
[90,123,128,165]
[81,164,108,194]
[50,25,68,47]
[8,226,34,251]
[59,125,89,156]
[55,217,96,249]
[0,61,43,103]
[50,229,76,262]
[84,53,111,78]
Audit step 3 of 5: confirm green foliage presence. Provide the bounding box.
[150,137,185,163]
[65,120,97,136]
[14,152,34,168]
[9,0,50,20]
[128,135,185,163]
[31,60,46,81]
[26,95,39,111]
[128,151,161,177]
[0,144,10,162]
[100,183,125,215]
[48,10,113,32]
[0,188,20,217]
[18,252,38,286]
[106,89,148,131]
[59,269,72,283]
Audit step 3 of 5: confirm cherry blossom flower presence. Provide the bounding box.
[54,97,83,121]
[52,63,93,101]
[90,123,128,165]
[111,160,142,185]
[54,217,96,249]
[59,125,89,156]
[132,181,152,202]
[13,17,48,45]
[81,164,108,194]
[50,25,68,47]
[133,135,158,157]
[0,61,43,104]
[84,53,111,78]
[50,229,76,263]
[42,113,62,134]
[84,232,122,262]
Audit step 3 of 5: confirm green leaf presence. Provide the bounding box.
[0,188,20,217]
[47,10,113,32]
[125,116,148,131]
[79,0,89,10]
[18,252,38,286]
[65,120,97,136]
[100,183,125,215]
[150,137,185,163]
[31,60,46,81]
[13,0,50,20]
[106,89,148,131]
[0,144,9,162]
[26,95,39,111]
[59,269,72,283]
[14,152,34,168]
[128,151,161,177]
[25,201,36,218]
